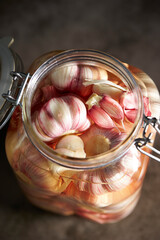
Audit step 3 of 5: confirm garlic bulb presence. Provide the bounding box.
[33,95,90,141]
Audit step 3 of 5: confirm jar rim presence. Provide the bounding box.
[22,49,144,169]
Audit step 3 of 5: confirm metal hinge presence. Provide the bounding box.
[135,115,160,162]
[0,71,30,129]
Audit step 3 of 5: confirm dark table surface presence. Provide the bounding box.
[0,1,160,239]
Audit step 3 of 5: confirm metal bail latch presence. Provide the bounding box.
[135,115,160,162]
[0,71,30,129]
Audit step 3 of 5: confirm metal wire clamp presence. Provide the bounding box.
[135,115,160,162]
[0,71,30,129]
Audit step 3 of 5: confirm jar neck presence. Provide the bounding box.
[22,49,144,170]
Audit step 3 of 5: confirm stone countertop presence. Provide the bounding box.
[0,1,160,239]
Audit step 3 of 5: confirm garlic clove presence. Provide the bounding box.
[99,95,124,120]
[50,64,79,90]
[83,135,111,156]
[80,66,99,82]
[88,105,115,129]
[143,96,151,116]
[75,146,140,195]
[81,66,108,82]
[55,135,86,158]
[120,91,138,110]
[124,109,137,123]
[120,146,141,174]
[76,66,108,97]
[81,125,126,156]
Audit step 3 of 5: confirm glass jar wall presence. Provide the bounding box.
[5,50,159,223]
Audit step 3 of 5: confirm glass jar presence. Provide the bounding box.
[1,44,160,223]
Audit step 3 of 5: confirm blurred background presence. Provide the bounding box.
[0,0,160,239]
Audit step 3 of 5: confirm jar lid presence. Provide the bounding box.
[0,36,25,129]
[0,37,15,107]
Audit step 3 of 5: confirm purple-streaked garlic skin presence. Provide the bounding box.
[11,138,73,193]
[76,145,141,195]
[33,95,90,141]
[124,109,137,123]
[99,95,124,120]
[80,65,108,84]
[120,91,139,123]
[31,84,59,113]
[88,105,115,129]
[50,64,79,90]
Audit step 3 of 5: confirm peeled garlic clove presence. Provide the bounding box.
[99,95,124,120]
[88,105,115,129]
[55,135,86,158]
[81,125,126,156]
[120,91,138,110]
[83,135,110,156]
[50,64,79,90]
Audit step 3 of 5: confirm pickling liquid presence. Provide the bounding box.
[5,61,152,223]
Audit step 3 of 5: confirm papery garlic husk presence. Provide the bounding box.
[78,65,108,97]
[93,83,125,100]
[81,125,126,156]
[86,93,102,110]
[33,95,90,141]
[54,135,86,158]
